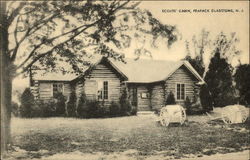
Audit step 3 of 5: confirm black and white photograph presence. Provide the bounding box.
[1,1,249,160]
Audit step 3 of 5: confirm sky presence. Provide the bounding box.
[137,1,249,64]
[12,1,249,91]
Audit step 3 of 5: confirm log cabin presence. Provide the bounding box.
[30,57,205,112]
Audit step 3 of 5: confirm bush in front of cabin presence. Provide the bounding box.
[85,100,101,118]
[36,100,56,117]
[184,96,192,114]
[165,91,176,105]
[76,93,88,118]
[120,89,132,115]
[109,101,121,117]
[11,101,19,117]
[54,92,66,116]
[20,88,35,117]
[66,91,77,117]
[130,105,137,115]
[200,85,213,112]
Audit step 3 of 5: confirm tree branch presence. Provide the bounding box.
[15,19,101,77]
[15,1,135,77]
[7,2,26,25]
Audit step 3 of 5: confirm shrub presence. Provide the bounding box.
[130,105,137,115]
[185,96,192,114]
[77,93,87,118]
[200,85,213,112]
[120,89,132,115]
[166,91,176,105]
[109,101,121,117]
[205,50,235,107]
[234,64,250,105]
[36,100,56,117]
[20,88,35,118]
[85,100,100,118]
[11,101,19,117]
[66,91,77,117]
[54,93,66,116]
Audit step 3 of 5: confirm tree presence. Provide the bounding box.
[185,31,241,109]
[19,88,35,117]
[119,88,131,115]
[165,91,176,105]
[199,84,213,112]
[1,1,178,152]
[234,64,250,105]
[205,50,236,107]
[66,91,77,117]
[184,29,210,77]
[185,30,240,78]
[54,92,66,116]
[76,93,87,118]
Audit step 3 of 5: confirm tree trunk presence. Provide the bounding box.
[1,1,13,153]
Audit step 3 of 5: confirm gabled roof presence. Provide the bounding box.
[72,57,128,81]
[111,59,205,84]
[32,57,205,84]
[32,70,78,81]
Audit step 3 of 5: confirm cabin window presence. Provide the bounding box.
[176,83,185,100]
[141,92,149,99]
[53,83,63,97]
[97,81,108,100]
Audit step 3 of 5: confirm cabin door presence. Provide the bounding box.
[131,87,137,107]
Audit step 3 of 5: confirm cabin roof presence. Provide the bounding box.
[32,57,205,84]
[32,70,78,81]
[111,59,204,83]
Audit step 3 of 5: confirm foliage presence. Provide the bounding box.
[200,85,213,112]
[20,88,35,117]
[54,92,66,116]
[109,101,121,117]
[165,91,176,105]
[76,93,87,118]
[3,1,178,77]
[185,30,241,79]
[85,100,102,118]
[130,105,138,115]
[184,29,209,77]
[184,96,192,114]
[36,100,57,117]
[66,91,77,117]
[11,102,19,117]
[185,55,205,77]
[205,50,236,107]
[234,64,250,105]
[119,89,132,115]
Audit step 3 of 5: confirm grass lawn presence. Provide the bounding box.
[8,115,250,159]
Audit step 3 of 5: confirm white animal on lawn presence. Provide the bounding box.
[159,105,186,126]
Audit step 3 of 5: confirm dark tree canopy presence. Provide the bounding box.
[205,50,236,107]
[234,64,250,105]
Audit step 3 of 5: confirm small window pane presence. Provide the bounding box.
[177,84,180,100]
[181,84,185,100]
[103,81,108,99]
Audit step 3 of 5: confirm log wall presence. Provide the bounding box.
[151,83,165,110]
[165,65,199,106]
[38,81,71,100]
[83,62,122,105]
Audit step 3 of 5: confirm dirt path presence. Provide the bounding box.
[6,149,249,160]
[180,150,249,160]
[42,150,250,160]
